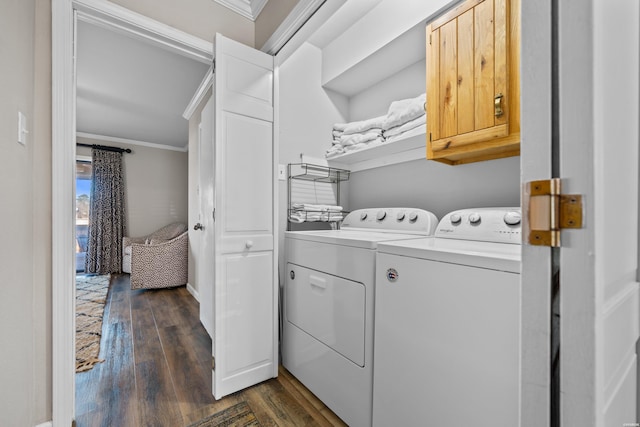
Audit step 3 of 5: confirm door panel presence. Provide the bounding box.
[220,112,273,234]
[212,33,276,400]
[474,0,495,130]
[219,252,274,375]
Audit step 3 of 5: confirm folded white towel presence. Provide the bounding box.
[342,115,387,136]
[340,130,382,146]
[332,130,343,138]
[384,113,426,138]
[333,123,348,132]
[289,211,344,223]
[385,123,427,143]
[292,203,343,212]
[383,93,426,130]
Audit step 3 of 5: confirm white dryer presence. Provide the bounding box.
[283,208,439,427]
[373,207,522,427]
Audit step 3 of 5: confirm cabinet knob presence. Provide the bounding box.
[245,240,254,249]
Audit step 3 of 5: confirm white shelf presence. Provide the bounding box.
[326,130,426,172]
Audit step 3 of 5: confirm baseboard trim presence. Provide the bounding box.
[35,421,52,427]
[186,282,199,302]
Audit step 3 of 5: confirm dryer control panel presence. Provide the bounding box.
[342,208,439,236]
[436,208,521,244]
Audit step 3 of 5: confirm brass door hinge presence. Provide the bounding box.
[526,178,583,247]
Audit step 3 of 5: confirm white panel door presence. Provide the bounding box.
[212,33,276,399]
[198,96,215,337]
[522,1,640,426]
[557,0,639,425]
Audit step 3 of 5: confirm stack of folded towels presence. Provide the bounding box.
[326,115,386,159]
[325,93,426,158]
[289,203,344,223]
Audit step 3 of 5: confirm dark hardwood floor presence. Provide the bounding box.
[76,274,347,427]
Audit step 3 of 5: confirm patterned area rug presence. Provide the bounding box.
[188,402,261,427]
[76,274,111,372]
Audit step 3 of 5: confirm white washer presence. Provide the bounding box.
[373,207,522,427]
[283,208,439,427]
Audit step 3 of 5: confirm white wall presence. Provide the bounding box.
[349,156,520,219]
[0,1,38,425]
[77,138,188,238]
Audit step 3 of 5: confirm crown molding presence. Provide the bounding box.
[213,0,268,21]
[76,132,189,152]
[260,0,325,55]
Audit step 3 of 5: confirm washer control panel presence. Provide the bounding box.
[342,208,439,235]
[436,208,521,244]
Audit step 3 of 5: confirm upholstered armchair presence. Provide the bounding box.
[122,223,188,290]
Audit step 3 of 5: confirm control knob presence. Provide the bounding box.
[503,211,522,225]
[360,212,368,221]
[408,212,419,223]
[376,210,387,221]
[450,213,462,224]
[397,212,406,221]
[469,212,482,224]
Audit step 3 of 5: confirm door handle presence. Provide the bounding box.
[494,93,504,117]
[194,223,204,231]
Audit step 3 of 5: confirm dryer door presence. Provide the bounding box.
[286,263,366,366]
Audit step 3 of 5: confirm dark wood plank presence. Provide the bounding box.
[131,294,183,426]
[76,274,139,427]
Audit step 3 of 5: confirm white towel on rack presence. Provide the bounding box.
[383,93,426,130]
[292,203,343,212]
[289,211,344,223]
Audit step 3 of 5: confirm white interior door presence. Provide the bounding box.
[211,34,277,399]
[522,1,640,426]
[198,96,215,337]
[558,0,639,425]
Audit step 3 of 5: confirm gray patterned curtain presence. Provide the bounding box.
[85,148,127,274]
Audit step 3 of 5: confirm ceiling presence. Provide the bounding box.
[76,20,210,150]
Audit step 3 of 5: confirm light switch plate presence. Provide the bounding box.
[17,111,27,146]
[278,164,286,181]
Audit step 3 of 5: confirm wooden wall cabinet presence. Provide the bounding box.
[426,0,520,165]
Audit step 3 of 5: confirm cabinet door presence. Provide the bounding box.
[427,0,520,165]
